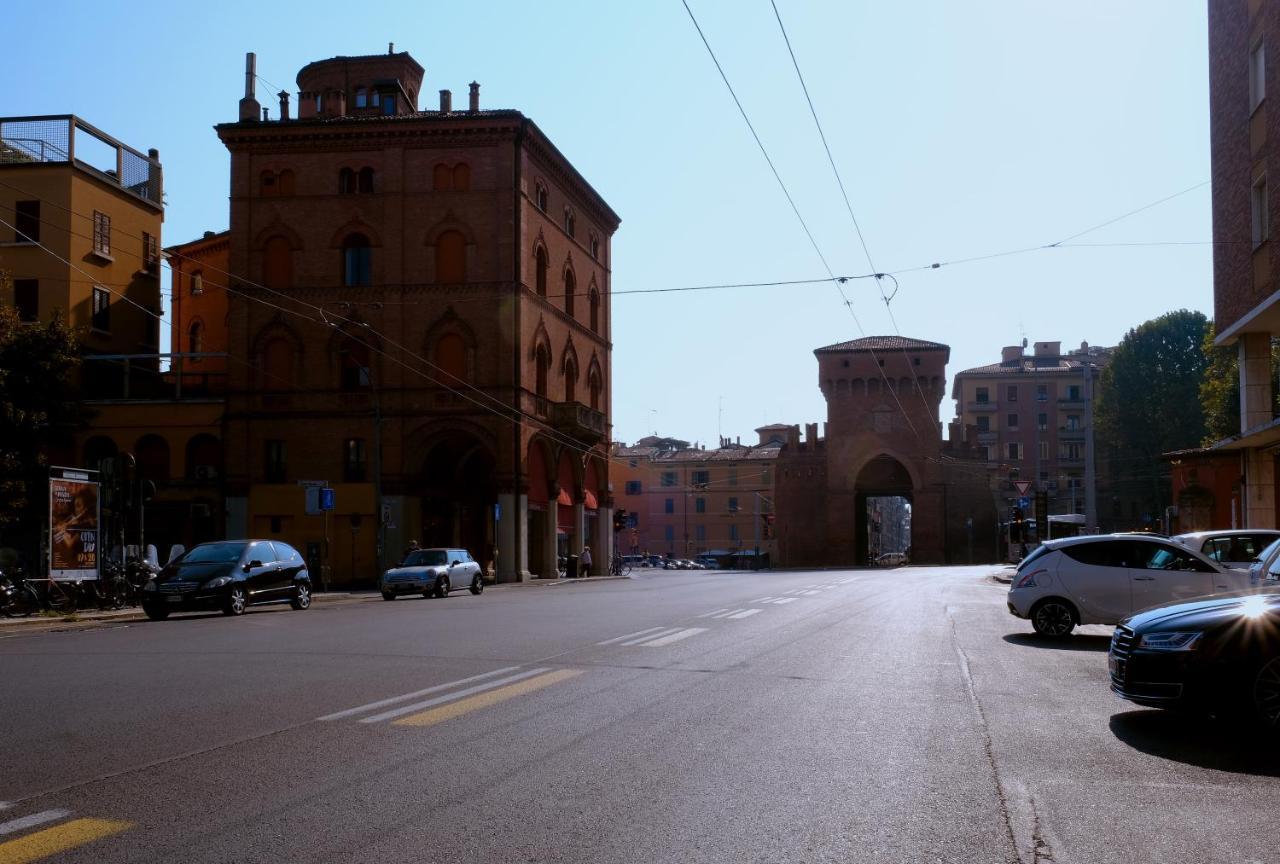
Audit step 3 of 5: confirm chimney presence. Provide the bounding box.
[1000,345,1023,365]
[388,41,395,54]
[469,81,480,112]
[805,423,818,444]
[261,107,269,122]
[278,90,290,121]
[239,52,261,121]
[439,89,452,112]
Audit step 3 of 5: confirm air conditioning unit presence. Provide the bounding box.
[194,465,219,481]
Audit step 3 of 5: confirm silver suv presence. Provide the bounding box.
[380,548,484,600]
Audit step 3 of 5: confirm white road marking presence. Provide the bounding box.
[619,627,684,646]
[782,589,803,595]
[708,609,744,619]
[697,609,731,619]
[752,597,774,602]
[802,590,821,596]
[727,609,761,619]
[0,809,71,835]
[0,802,12,811]
[360,668,553,724]
[638,627,707,647]
[597,626,671,644]
[773,597,798,604]
[318,666,522,721]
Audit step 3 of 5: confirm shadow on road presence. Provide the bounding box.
[1109,710,1280,776]
[1003,633,1111,652]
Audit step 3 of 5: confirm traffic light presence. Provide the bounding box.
[1010,506,1024,543]
[613,509,627,532]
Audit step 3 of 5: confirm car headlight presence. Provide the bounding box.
[1137,631,1202,651]
[203,575,233,590]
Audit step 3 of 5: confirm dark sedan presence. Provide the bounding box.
[1109,590,1280,727]
[141,540,312,621]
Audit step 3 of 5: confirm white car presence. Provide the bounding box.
[380,547,484,600]
[1170,530,1280,572]
[1007,534,1246,637]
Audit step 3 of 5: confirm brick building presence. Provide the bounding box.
[950,340,1110,528]
[613,431,780,564]
[1207,2,1280,528]
[205,49,619,584]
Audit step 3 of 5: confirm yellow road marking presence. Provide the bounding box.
[0,818,131,864]
[393,669,583,727]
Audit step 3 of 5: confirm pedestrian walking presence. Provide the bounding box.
[580,546,592,576]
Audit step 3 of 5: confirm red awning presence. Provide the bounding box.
[557,488,574,506]
[583,490,598,510]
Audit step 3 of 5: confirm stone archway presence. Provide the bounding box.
[417,431,496,560]
[854,454,915,565]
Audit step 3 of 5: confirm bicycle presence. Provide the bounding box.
[608,557,633,577]
[0,567,40,617]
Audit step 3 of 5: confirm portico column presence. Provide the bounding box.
[1240,333,1277,528]
[572,502,586,573]
[496,491,521,583]
[597,505,612,575]
[544,504,559,579]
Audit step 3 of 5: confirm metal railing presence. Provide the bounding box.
[0,115,162,208]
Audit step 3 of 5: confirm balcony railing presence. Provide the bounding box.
[1,115,162,208]
[966,401,998,413]
[550,400,606,444]
[1058,426,1086,439]
[82,353,227,401]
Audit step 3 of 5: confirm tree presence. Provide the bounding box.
[1095,309,1210,529]
[0,275,85,563]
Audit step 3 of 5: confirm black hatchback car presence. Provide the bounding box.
[1109,589,1280,727]
[141,540,312,621]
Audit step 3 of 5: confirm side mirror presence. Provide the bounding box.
[451,560,461,567]
[245,560,263,572]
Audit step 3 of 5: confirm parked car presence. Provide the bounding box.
[141,540,312,620]
[694,557,718,570]
[1007,534,1245,637]
[1109,586,1280,727]
[876,551,908,567]
[380,547,483,600]
[663,559,679,570]
[1170,530,1280,571]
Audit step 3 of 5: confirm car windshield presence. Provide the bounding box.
[179,542,247,564]
[403,550,448,567]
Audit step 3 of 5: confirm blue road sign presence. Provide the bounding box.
[320,487,336,511]
[1017,496,1030,510]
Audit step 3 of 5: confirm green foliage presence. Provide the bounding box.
[1095,309,1210,526]
[0,282,84,531]
[1199,322,1239,444]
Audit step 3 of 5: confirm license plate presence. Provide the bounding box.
[1107,655,1120,677]
[167,595,183,603]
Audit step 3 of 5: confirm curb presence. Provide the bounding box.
[0,591,373,631]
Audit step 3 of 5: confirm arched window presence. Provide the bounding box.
[355,87,368,109]
[535,182,548,212]
[589,233,600,260]
[277,169,295,196]
[452,163,470,191]
[263,236,293,290]
[190,270,204,296]
[338,339,372,390]
[435,230,466,283]
[262,337,294,390]
[564,355,578,404]
[338,167,356,194]
[564,209,575,238]
[588,288,599,333]
[83,435,117,471]
[136,434,170,483]
[188,320,204,356]
[358,167,374,194]
[588,368,602,411]
[563,269,576,318]
[342,234,372,287]
[433,163,452,191]
[259,170,276,196]
[535,345,550,399]
[436,332,467,384]
[535,245,548,297]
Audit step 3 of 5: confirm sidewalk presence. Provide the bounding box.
[989,565,1017,584]
[0,591,374,632]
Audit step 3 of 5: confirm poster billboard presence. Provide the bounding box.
[49,467,99,581]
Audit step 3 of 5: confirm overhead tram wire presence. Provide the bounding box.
[769,0,938,426]
[0,195,648,472]
[680,0,924,444]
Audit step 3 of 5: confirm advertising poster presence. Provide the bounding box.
[49,468,99,580]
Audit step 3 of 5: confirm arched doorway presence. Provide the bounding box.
[855,455,914,565]
[418,432,496,561]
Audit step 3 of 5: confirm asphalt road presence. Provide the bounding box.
[1,566,1276,863]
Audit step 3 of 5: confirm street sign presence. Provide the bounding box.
[1017,497,1030,510]
[320,488,335,511]
[1014,480,1033,496]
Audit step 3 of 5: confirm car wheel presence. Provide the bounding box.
[434,575,449,599]
[290,582,312,611]
[382,591,397,601]
[1029,598,1076,637]
[1252,656,1280,728]
[222,585,247,616]
[143,605,169,621]
[469,574,484,596]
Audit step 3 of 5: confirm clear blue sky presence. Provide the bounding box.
[4,1,1211,447]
